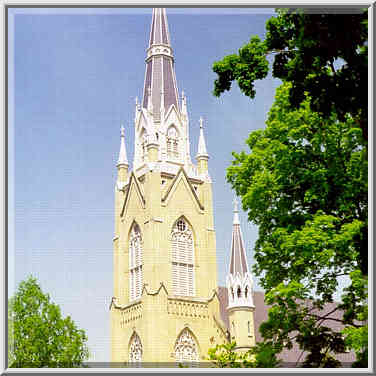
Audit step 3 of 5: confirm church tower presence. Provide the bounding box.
[226,198,256,351]
[110,8,228,365]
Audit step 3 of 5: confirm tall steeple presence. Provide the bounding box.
[142,8,179,117]
[133,8,193,171]
[111,8,223,364]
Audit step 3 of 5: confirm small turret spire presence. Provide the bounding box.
[226,197,255,350]
[197,117,209,158]
[229,197,249,277]
[117,125,128,167]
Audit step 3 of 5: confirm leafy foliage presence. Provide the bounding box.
[207,341,280,368]
[226,83,367,366]
[213,8,368,141]
[8,276,89,368]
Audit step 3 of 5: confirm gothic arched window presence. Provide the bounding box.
[129,332,142,364]
[237,286,241,298]
[167,126,179,159]
[129,223,143,301]
[171,218,194,296]
[174,329,199,364]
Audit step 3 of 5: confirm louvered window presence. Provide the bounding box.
[171,219,194,296]
[167,126,179,159]
[129,224,143,301]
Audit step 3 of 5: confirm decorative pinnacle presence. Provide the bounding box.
[197,116,208,158]
[117,124,128,167]
[233,197,240,225]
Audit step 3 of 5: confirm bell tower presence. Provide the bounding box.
[110,8,228,365]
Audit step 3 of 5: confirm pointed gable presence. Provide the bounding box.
[162,167,204,211]
[121,172,146,217]
[164,104,181,128]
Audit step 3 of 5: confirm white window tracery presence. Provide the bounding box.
[171,219,194,296]
[129,224,143,301]
[129,332,142,364]
[174,329,199,364]
[167,126,179,159]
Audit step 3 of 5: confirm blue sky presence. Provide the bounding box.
[8,7,281,362]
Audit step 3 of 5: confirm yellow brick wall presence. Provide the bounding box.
[111,164,227,364]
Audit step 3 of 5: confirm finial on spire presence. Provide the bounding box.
[142,8,179,114]
[197,117,208,159]
[233,197,240,225]
[117,124,129,167]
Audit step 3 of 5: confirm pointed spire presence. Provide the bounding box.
[229,197,249,276]
[142,8,179,116]
[197,117,209,159]
[148,8,171,47]
[117,125,128,167]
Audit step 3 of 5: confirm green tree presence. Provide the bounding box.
[226,83,367,367]
[8,276,89,368]
[207,341,280,368]
[213,8,368,141]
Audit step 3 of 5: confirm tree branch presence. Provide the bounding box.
[309,313,363,328]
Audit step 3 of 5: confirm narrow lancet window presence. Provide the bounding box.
[129,332,142,364]
[129,224,143,301]
[167,126,179,159]
[171,218,194,296]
